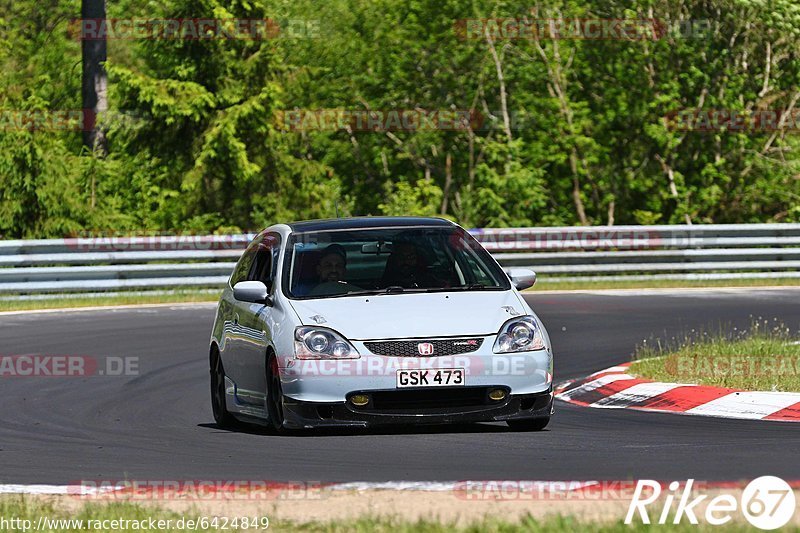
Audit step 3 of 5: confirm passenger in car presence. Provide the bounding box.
[382,241,437,288]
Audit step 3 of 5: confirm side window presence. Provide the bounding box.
[248,233,281,291]
[230,243,258,286]
[459,251,493,285]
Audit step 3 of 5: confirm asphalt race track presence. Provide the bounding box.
[1,289,799,484]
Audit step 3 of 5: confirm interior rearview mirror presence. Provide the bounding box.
[361,241,393,255]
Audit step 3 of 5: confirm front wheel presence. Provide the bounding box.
[507,417,550,431]
[265,355,286,434]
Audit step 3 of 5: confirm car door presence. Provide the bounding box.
[228,232,281,405]
[219,237,259,398]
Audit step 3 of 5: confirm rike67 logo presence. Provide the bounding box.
[626,477,796,530]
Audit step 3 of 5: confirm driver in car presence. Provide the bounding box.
[308,244,360,296]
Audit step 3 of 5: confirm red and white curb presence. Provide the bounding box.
[555,363,800,422]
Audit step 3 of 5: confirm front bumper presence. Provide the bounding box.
[279,345,553,403]
[281,386,554,429]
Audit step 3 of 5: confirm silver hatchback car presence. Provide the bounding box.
[209,217,554,433]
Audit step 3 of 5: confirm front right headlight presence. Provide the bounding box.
[492,316,545,353]
[294,326,360,359]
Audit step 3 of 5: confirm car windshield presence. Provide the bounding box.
[283,226,510,299]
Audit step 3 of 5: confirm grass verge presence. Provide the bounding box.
[281,516,769,532]
[0,496,775,532]
[2,278,800,313]
[630,319,800,392]
[0,290,219,313]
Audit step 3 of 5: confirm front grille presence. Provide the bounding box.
[363,338,484,357]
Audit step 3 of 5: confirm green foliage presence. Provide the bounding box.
[1,0,799,237]
[379,178,443,217]
[0,126,87,237]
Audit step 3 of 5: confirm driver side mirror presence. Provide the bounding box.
[233,281,272,305]
[506,268,537,291]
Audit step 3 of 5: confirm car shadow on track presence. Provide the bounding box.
[197,422,524,437]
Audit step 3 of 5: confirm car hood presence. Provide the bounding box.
[287,290,528,340]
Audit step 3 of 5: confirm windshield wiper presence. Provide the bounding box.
[384,285,405,293]
[442,284,504,291]
[343,286,429,296]
[340,285,502,297]
[382,284,505,293]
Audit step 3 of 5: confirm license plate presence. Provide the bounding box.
[396,368,465,388]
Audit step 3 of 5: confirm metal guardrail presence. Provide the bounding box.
[0,224,798,293]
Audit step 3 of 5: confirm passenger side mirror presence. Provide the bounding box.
[233,281,272,305]
[505,268,537,291]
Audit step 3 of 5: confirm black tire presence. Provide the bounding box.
[210,349,236,429]
[265,355,287,434]
[507,417,550,431]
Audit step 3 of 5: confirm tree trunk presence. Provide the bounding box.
[441,152,452,214]
[82,0,108,159]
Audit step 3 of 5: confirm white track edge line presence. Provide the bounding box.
[0,481,599,495]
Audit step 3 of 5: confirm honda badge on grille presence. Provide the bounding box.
[417,342,434,355]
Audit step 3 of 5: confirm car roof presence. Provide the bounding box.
[286,216,455,233]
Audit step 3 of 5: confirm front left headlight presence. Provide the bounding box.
[492,316,545,353]
[294,326,361,359]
